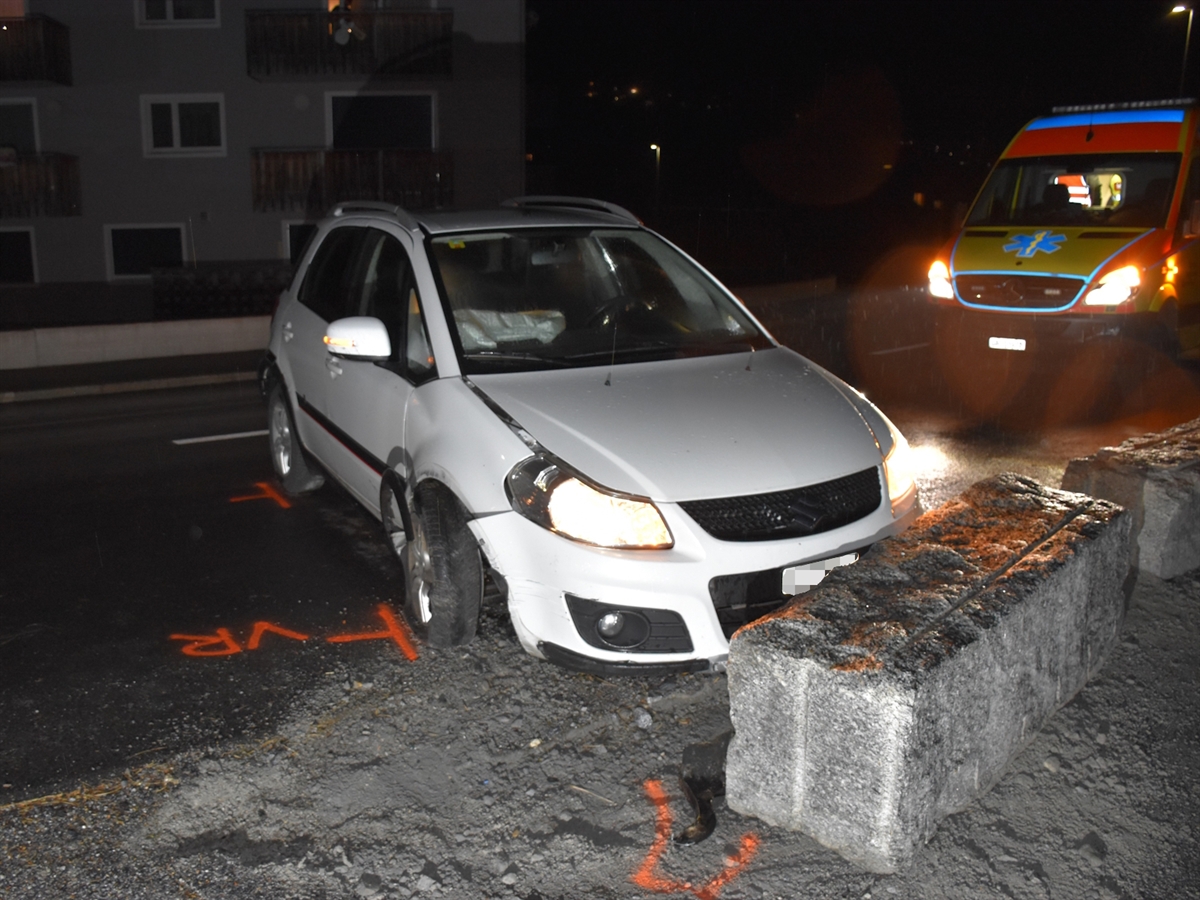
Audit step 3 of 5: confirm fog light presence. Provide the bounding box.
[596,611,625,639]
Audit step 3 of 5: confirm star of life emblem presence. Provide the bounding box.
[1003,231,1067,258]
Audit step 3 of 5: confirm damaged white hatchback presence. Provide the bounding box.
[261,197,920,675]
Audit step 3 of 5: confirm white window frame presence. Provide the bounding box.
[0,226,38,284]
[0,97,39,154]
[325,91,438,150]
[140,93,226,158]
[134,0,220,29]
[104,223,187,282]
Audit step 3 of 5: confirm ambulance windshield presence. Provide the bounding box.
[965,153,1181,229]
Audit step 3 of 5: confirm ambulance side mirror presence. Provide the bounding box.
[1188,199,1200,238]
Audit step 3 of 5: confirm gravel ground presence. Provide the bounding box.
[2,559,1198,900]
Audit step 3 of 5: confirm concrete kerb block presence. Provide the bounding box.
[725,474,1130,874]
[1062,417,1200,579]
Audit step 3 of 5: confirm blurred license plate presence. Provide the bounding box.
[782,552,859,595]
[988,336,1026,351]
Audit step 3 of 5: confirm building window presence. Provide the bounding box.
[327,93,436,150]
[0,228,36,284]
[0,99,38,154]
[136,0,220,28]
[141,94,225,157]
[106,224,185,280]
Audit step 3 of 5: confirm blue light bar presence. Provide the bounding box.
[1028,110,1185,130]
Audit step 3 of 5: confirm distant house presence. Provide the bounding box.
[0,0,525,324]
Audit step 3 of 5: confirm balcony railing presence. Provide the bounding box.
[0,153,80,217]
[245,10,452,79]
[0,16,72,85]
[252,148,453,213]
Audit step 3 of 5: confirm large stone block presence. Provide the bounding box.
[725,474,1130,874]
[1062,417,1200,579]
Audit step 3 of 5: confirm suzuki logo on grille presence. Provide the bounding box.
[786,496,827,531]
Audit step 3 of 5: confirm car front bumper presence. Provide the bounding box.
[468,473,920,674]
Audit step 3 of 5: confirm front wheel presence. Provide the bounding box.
[267,384,324,495]
[401,481,483,648]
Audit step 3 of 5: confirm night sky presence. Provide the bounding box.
[525,0,1195,285]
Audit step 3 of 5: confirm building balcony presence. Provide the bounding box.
[251,148,453,214]
[245,9,452,80]
[0,16,72,85]
[0,153,80,217]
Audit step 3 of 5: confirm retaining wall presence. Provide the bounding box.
[1062,417,1200,579]
[0,316,271,370]
[725,474,1131,873]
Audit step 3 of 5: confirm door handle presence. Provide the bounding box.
[326,357,343,379]
[282,322,294,342]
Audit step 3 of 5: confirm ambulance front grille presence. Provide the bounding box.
[955,274,1086,309]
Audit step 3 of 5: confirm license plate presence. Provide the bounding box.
[988,336,1026,351]
[782,552,859,595]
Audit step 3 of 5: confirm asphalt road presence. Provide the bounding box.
[0,382,405,797]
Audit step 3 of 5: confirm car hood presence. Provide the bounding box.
[469,348,884,502]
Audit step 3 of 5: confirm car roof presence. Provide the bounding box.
[326,196,643,235]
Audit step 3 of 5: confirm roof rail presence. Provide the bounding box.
[1051,98,1196,114]
[500,195,641,224]
[329,201,421,230]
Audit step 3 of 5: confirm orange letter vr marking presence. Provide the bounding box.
[632,779,760,900]
[169,627,243,657]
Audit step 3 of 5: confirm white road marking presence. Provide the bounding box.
[172,429,269,446]
[868,342,931,356]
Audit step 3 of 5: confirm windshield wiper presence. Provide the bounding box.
[461,352,572,368]
[562,340,679,362]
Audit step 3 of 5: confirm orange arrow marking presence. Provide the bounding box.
[633,779,760,900]
[229,482,291,509]
[169,627,242,657]
[326,603,419,661]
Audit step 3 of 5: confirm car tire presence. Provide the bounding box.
[267,383,324,495]
[402,481,482,648]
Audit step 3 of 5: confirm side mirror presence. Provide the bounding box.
[324,316,391,361]
[1188,199,1200,238]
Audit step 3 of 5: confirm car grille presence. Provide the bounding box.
[678,467,881,542]
[955,274,1085,309]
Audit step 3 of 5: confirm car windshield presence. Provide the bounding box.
[427,228,771,374]
[965,153,1181,229]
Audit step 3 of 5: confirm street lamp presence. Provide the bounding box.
[1174,4,1194,95]
[650,143,661,212]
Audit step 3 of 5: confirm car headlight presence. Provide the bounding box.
[505,454,673,549]
[881,423,917,514]
[1083,264,1140,307]
[928,260,954,299]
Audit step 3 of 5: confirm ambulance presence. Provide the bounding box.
[928,100,1200,360]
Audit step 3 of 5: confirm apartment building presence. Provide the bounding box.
[0,0,525,323]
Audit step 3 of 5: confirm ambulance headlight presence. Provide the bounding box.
[1083,265,1140,307]
[927,260,954,299]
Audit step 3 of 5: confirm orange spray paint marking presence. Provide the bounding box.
[169,627,243,657]
[632,779,760,900]
[326,603,419,661]
[246,621,310,649]
[229,482,291,509]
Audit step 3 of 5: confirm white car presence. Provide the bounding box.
[261,197,920,675]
